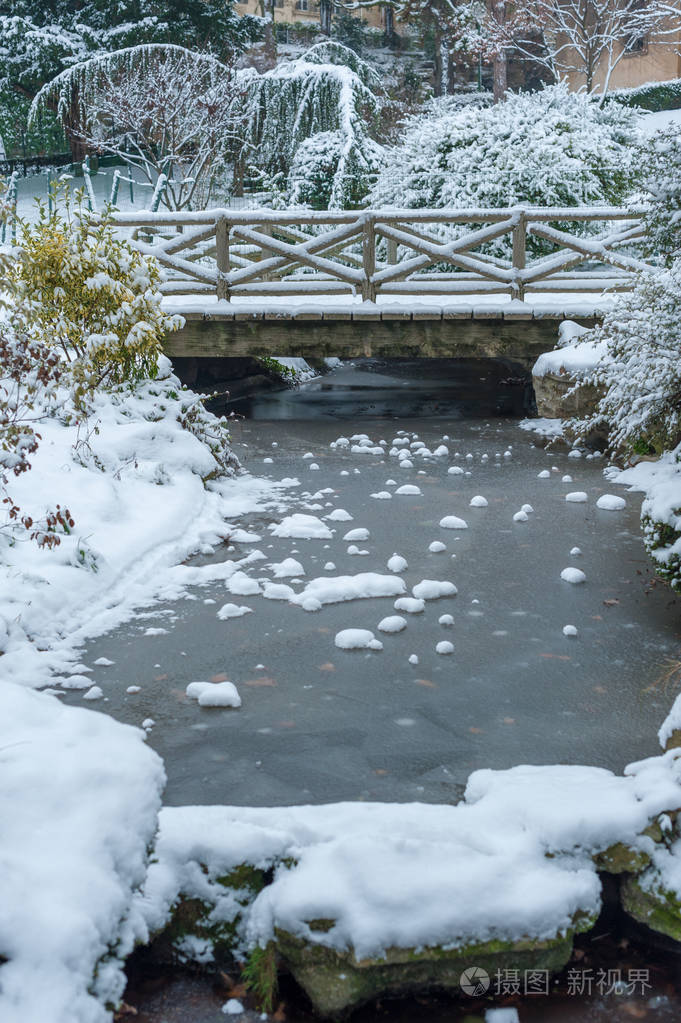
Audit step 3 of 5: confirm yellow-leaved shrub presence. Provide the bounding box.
[11,189,182,406]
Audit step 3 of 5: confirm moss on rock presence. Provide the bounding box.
[274,926,584,1017]
[593,842,651,874]
[621,875,681,944]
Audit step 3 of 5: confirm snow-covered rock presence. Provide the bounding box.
[560,567,586,584]
[269,514,333,540]
[334,629,383,651]
[412,580,457,600]
[597,494,626,511]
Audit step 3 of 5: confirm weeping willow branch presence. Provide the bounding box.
[29,44,241,211]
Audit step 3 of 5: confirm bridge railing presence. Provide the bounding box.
[109,206,656,303]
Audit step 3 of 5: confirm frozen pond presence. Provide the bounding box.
[68,361,679,806]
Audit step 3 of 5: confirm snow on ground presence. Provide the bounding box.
[638,107,681,137]
[139,751,681,962]
[0,365,293,690]
[0,682,165,1023]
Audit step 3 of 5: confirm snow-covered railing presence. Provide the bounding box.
[109,206,655,303]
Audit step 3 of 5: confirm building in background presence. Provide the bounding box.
[236,0,401,36]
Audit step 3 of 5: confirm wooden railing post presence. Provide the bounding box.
[259,222,273,281]
[216,216,231,301]
[512,210,526,302]
[387,237,398,265]
[362,215,377,302]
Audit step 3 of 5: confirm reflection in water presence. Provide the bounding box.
[224,358,535,421]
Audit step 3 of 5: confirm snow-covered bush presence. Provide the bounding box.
[573,263,681,458]
[371,84,639,259]
[638,127,681,265]
[11,189,181,407]
[0,318,75,550]
[237,42,384,208]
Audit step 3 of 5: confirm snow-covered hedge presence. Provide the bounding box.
[371,84,640,260]
[609,77,681,112]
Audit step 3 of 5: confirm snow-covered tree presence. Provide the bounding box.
[30,45,241,211]
[573,263,681,459]
[0,0,260,158]
[343,0,488,96]
[485,0,679,99]
[371,84,639,258]
[237,42,384,208]
[638,126,681,266]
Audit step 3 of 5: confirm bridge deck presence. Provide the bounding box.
[162,296,606,362]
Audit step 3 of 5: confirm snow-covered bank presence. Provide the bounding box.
[143,754,681,959]
[0,682,165,1023]
[609,447,681,595]
[5,674,681,1023]
[0,360,293,690]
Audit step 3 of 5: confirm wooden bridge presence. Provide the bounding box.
[111,206,656,362]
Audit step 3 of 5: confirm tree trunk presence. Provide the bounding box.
[384,4,394,44]
[320,0,332,35]
[263,0,277,67]
[66,90,87,163]
[493,52,507,102]
[433,26,443,96]
[440,38,450,96]
[492,0,508,102]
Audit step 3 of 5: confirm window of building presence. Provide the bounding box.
[295,0,310,10]
[624,0,649,55]
[624,31,648,54]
